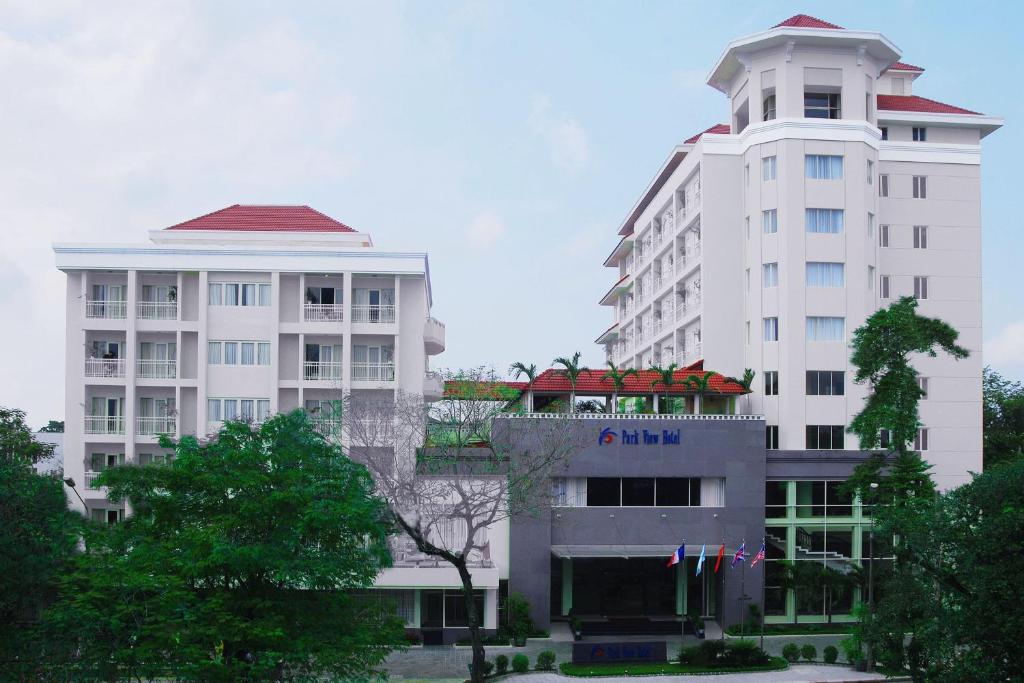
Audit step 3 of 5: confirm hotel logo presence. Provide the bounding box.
[598,428,616,446]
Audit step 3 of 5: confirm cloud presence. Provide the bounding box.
[465,212,505,249]
[985,320,1024,368]
[529,94,590,172]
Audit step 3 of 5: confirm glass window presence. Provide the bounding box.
[240,342,255,365]
[587,478,620,506]
[764,560,787,616]
[444,590,484,627]
[806,317,844,342]
[223,342,238,365]
[796,481,825,518]
[258,342,271,366]
[240,399,254,421]
[806,371,845,396]
[913,225,928,249]
[913,127,927,142]
[804,155,843,179]
[766,425,779,450]
[879,224,889,247]
[762,209,778,234]
[207,399,222,422]
[763,317,779,342]
[762,263,779,288]
[656,478,690,506]
[223,284,238,306]
[879,174,889,197]
[804,92,841,119]
[622,478,655,506]
[762,94,776,121]
[258,283,272,306]
[914,276,929,300]
[866,159,873,184]
[765,481,787,517]
[764,370,779,396]
[825,482,853,517]
[689,478,701,506]
[912,175,927,199]
[208,283,223,306]
[241,284,256,306]
[223,399,239,421]
[805,262,844,287]
[208,342,222,364]
[257,400,271,422]
[880,126,888,140]
[806,426,846,450]
[805,208,844,234]
[762,155,777,180]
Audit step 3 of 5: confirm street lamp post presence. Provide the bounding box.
[63,477,87,510]
[866,482,878,673]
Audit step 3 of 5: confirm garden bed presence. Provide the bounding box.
[558,657,788,677]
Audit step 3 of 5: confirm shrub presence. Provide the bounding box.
[823,645,838,664]
[801,644,817,662]
[536,650,556,671]
[678,639,725,666]
[480,660,494,676]
[722,639,770,666]
[782,643,800,663]
[511,653,529,673]
[495,654,509,674]
[507,593,535,644]
[840,635,863,664]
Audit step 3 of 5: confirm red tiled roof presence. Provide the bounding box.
[877,94,981,116]
[167,204,357,232]
[774,14,843,30]
[526,367,748,396]
[886,61,924,73]
[684,123,731,145]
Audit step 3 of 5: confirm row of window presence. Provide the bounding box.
[206,398,271,422]
[879,274,930,300]
[558,477,706,507]
[879,126,928,142]
[758,316,845,342]
[754,262,845,288]
[763,373,927,399]
[208,282,272,307]
[765,426,930,451]
[878,223,929,248]
[208,341,272,366]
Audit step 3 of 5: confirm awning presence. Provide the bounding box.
[551,544,679,559]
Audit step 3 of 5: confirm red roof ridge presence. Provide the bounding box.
[774,14,844,30]
[684,123,731,145]
[887,61,924,73]
[166,204,357,233]
[877,94,981,116]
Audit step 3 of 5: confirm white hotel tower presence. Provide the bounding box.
[597,15,1002,489]
[55,204,446,522]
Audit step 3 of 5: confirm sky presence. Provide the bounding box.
[1,0,1022,428]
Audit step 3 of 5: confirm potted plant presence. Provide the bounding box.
[569,615,583,641]
[696,616,706,639]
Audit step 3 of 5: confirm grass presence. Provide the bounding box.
[726,623,854,636]
[558,657,789,677]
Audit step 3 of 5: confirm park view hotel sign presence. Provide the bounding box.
[598,426,681,446]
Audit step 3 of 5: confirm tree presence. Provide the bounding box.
[683,371,719,415]
[509,361,538,412]
[649,363,680,414]
[39,420,65,433]
[342,369,586,683]
[601,361,637,413]
[0,407,78,678]
[46,411,404,682]
[982,366,1024,469]
[724,368,756,391]
[552,351,586,411]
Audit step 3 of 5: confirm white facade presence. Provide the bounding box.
[598,17,1002,490]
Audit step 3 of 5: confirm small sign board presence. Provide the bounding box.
[571,641,667,664]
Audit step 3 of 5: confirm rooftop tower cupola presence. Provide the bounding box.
[707,14,901,131]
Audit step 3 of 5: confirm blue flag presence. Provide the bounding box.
[695,544,707,576]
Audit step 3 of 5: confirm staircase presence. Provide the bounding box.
[765,531,854,574]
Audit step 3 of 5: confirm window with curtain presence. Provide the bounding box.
[805,154,844,179]
[208,283,223,305]
[763,317,779,342]
[240,342,255,366]
[806,316,845,341]
[241,284,256,306]
[762,156,777,181]
[257,342,270,366]
[763,262,779,287]
[223,399,239,420]
[240,400,254,421]
[762,209,778,234]
[223,342,238,365]
[258,284,271,306]
[207,399,222,422]
[209,282,270,307]
[208,342,221,364]
[805,209,844,234]
[805,262,845,287]
[225,284,239,306]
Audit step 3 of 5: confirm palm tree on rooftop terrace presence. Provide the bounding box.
[649,363,679,414]
[509,362,538,412]
[684,371,720,415]
[552,352,586,413]
[601,361,638,414]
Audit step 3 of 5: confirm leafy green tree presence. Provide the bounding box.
[649,363,680,414]
[0,407,78,678]
[39,419,65,433]
[552,351,586,411]
[982,366,1024,469]
[509,361,538,412]
[46,410,404,682]
[601,361,637,413]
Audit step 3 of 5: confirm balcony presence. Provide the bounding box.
[352,305,396,324]
[84,415,125,435]
[310,417,342,437]
[136,301,177,320]
[424,317,446,355]
[85,358,126,378]
[136,416,176,436]
[303,361,343,381]
[352,362,395,382]
[85,300,126,319]
[136,359,177,380]
[84,472,105,489]
[424,371,444,399]
[304,303,344,322]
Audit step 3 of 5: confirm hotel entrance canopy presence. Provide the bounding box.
[551,544,679,559]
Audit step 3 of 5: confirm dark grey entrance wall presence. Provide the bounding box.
[499,415,767,631]
[767,449,874,479]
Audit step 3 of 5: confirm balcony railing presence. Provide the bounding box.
[304,303,344,322]
[303,361,343,381]
[310,418,342,437]
[85,300,126,319]
[85,472,104,489]
[136,359,177,379]
[85,358,125,378]
[136,301,177,320]
[136,416,176,436]
[351,305,396,324]
[352,362,395,382]
[85,415,125,435]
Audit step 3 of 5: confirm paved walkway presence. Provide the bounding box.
[509,666,888,682]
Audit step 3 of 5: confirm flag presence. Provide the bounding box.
[695,544,707,576]
[666,543,685,568]
[731,541,746,568]
[750,541,766,568]
[713,543,726,573]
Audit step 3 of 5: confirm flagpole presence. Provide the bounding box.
[759,537,766,651]
[720,537,726,641]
